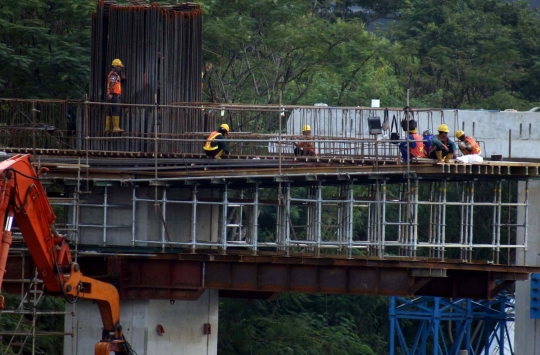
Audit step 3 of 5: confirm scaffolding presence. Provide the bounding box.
[0,160,83,355]
[389,294,515,355]
[56,175,529,265]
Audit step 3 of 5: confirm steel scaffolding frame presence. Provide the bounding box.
[0,163,83,355]
[66,177,528,264]
[389,294,515,355]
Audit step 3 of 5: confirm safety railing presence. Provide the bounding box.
[0,99,454,160]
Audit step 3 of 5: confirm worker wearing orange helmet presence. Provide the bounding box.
[105,58,126,133]
[203,124,230,159]
[455,130,481,156]
[429,124,457,163]
[294,125,317,156]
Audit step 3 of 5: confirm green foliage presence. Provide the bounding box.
[0,0,94,99]
[389,0,540,108]
[219,293,391,355]
[0,293,64,354]
[200,0,401,106]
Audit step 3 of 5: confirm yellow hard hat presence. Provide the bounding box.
[437,124,449,133]
[220,123,230,133]
[455,130,465,139]
[112,59,124,67]
[302,125,311,132]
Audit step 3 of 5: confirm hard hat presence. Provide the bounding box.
[302,125,311,132]
[112,59,124,67]
[437,124,449,133]
[220,123,230,133]
[455,130,465,139]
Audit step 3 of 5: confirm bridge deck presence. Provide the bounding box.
[2,151,538,300]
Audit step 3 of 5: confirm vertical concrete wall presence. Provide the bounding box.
[515,180,540,354]
[64,290,219,355]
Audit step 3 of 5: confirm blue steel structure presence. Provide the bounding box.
[389,294,514,355]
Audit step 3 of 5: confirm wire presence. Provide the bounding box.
[122,335,138,355]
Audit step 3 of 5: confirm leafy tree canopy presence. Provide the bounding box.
[0,0,94,99]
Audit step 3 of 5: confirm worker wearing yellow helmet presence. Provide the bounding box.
[428,123,457,163]
[105,58,126,133]
[455,130,481,156]
[203,123,230,159]
[293,124,317,157]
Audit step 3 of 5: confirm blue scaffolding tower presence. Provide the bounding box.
[389,294,514,355]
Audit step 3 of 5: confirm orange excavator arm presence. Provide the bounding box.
[0,155,130,355]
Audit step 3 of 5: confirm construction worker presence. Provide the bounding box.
[105,59,126,133]
[203,124,230,159]
[399,120,425,162]
[294,125,317,156]
[455,130,481,155]
[429,124,456,163]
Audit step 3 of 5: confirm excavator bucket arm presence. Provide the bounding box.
[0,155,130,355]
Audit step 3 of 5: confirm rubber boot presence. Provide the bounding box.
[435,150,443,163]
[444,153,453,163]
[105,116,111,133]
[112,116,124,133]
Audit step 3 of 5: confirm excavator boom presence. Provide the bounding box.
[0,155,129,355]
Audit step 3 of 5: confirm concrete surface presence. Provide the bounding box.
[64,290,219,355]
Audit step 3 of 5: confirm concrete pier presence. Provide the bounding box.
[516,180,540,354]
[64,290,219,355]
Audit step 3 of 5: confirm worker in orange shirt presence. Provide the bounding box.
[399,120,425,162]
[105,59,126,133]
[203,124,230,159]
[294,125,317,156]
[455,130,481,156]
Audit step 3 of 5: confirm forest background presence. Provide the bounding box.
[0,0,538,354]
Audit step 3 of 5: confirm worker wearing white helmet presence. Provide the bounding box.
[294,125,317,157]
[428,124,457,163]
[203,123,230,159]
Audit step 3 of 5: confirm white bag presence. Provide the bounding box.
[456,155,483,164]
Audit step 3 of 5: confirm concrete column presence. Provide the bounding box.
[515,180,540,354]
[64,290,219,355]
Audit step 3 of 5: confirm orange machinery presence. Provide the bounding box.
[0,154,131,355]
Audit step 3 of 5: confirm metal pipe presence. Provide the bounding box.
[131,187,136,247]
[191,185,198,252]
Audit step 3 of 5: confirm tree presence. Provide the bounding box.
[0,0,95,99]
[219,293,382,355]
[200,0,401,107]
[389,0,540,109]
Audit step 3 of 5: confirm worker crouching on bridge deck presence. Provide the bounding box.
[398,120,425,163]
[429,124,457,163]
[105,59,126,133]
[294,125,317,156]
[455,130,481,156]
[204,124,230,159]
